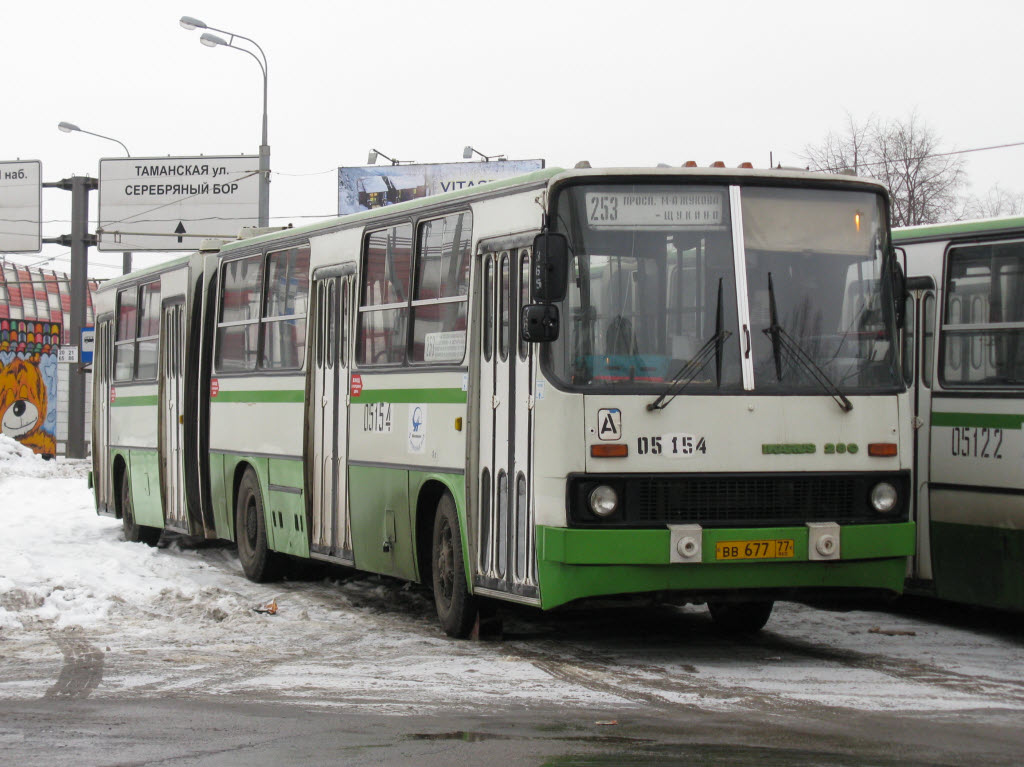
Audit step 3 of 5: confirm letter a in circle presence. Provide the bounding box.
[597,408,622,441]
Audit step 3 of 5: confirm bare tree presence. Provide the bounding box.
[803,112,876,177]
[803,111,966,227]
[964,183,1024,219]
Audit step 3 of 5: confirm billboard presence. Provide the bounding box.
[338,159,544,216]
[0,160,42,253]
[98,155,260,251]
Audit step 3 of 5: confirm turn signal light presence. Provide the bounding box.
[710,161,725,168]
[591,444,628,458]
[738,162,753,169]
[683,160,698,168]
[868,443,898,457]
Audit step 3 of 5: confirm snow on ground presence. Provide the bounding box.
[1,433,1023,715]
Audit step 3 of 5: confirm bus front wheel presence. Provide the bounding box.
[707,600,774,634]
[235,469,281,583]
[121,472,160,546]
[431,494,477,638]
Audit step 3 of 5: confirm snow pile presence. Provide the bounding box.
[0,434,90,479]
[0,468,250,633]
[0,433,52,478]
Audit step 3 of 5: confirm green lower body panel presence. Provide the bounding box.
[115,448,163,529]
[209,453,308,557]
[536,522,914,609]
[348,465,465,583]
[931,521,1024,612]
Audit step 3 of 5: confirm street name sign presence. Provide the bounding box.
[98,155,259,251]
[0,160,42,253]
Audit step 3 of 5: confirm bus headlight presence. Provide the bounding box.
[588,485,619,517]
[870,482,898,513]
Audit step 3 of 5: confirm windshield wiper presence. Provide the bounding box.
[762,272,853,413]
[648,278,730,412]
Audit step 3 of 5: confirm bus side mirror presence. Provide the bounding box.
[532,232,569,302]
[521,304,560,343]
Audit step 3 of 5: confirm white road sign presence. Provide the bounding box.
[0,160,42,253]
[98,155,259,251]
[57,346,79,364]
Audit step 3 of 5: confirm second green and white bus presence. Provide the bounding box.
[91,165,914,636]
[895,217,1023,612]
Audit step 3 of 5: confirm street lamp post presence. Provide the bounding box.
[180,16,269,228]
[57,121,132,275]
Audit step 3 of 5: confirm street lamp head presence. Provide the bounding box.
[179,15,207,31]
[200,32,228,48]
[58,121,81,134]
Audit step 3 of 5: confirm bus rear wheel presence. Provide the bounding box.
[707,600,774,634]
[235,469,281,583]
[121,472,160,546]
[432,494,477,638]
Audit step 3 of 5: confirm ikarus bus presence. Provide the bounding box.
[90,166,914,636]
[895,217,1024,612]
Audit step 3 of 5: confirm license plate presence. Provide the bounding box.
[715,539,795,560]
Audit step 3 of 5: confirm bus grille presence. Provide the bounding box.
[568,472,910,528]
[633,476,855,525]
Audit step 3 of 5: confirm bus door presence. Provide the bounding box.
[160,301,189,533]
[906,277,937,580]
[475,249,539,601]
[94,318,114,515]
[310,275,354,563]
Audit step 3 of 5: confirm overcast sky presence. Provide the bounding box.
[4,0,1022,278]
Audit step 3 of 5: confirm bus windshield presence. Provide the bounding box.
[546,182,901,394]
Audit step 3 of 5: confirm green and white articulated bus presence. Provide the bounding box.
[91,166,914,636]
[894,217,1024,612]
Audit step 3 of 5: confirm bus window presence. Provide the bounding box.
[325,281,335,370]
[262,246,309,370]
[113,280,160,381]
[941,241,1024,387]
[411,212,471,363]
[483,257,494,362]
[315,283,325,370]
[217,255,263,372]
[922,293,935,388]
[902,294,915,387]
[340,279,349,368]
[499,254,510,361]
[113,288,137,381]
[136,280,161,380]
[518,250,530,361]
[358,224,412,365]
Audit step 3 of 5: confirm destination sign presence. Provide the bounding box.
[98,155,259,251]
[0,160,42,253]
[584,191,724,229]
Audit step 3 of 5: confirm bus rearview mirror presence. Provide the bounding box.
[521,304,560,343]
[532,233,569,302]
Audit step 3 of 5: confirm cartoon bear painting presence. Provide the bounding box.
[0,356,57,458]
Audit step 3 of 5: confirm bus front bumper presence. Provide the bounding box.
[535,522,914,609]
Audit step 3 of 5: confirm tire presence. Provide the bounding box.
[235,468,281,582]
[707,600,774,634]
[431,494,478,638]
[121,471,161,547]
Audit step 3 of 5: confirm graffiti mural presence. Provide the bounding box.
[0,319,60,458]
